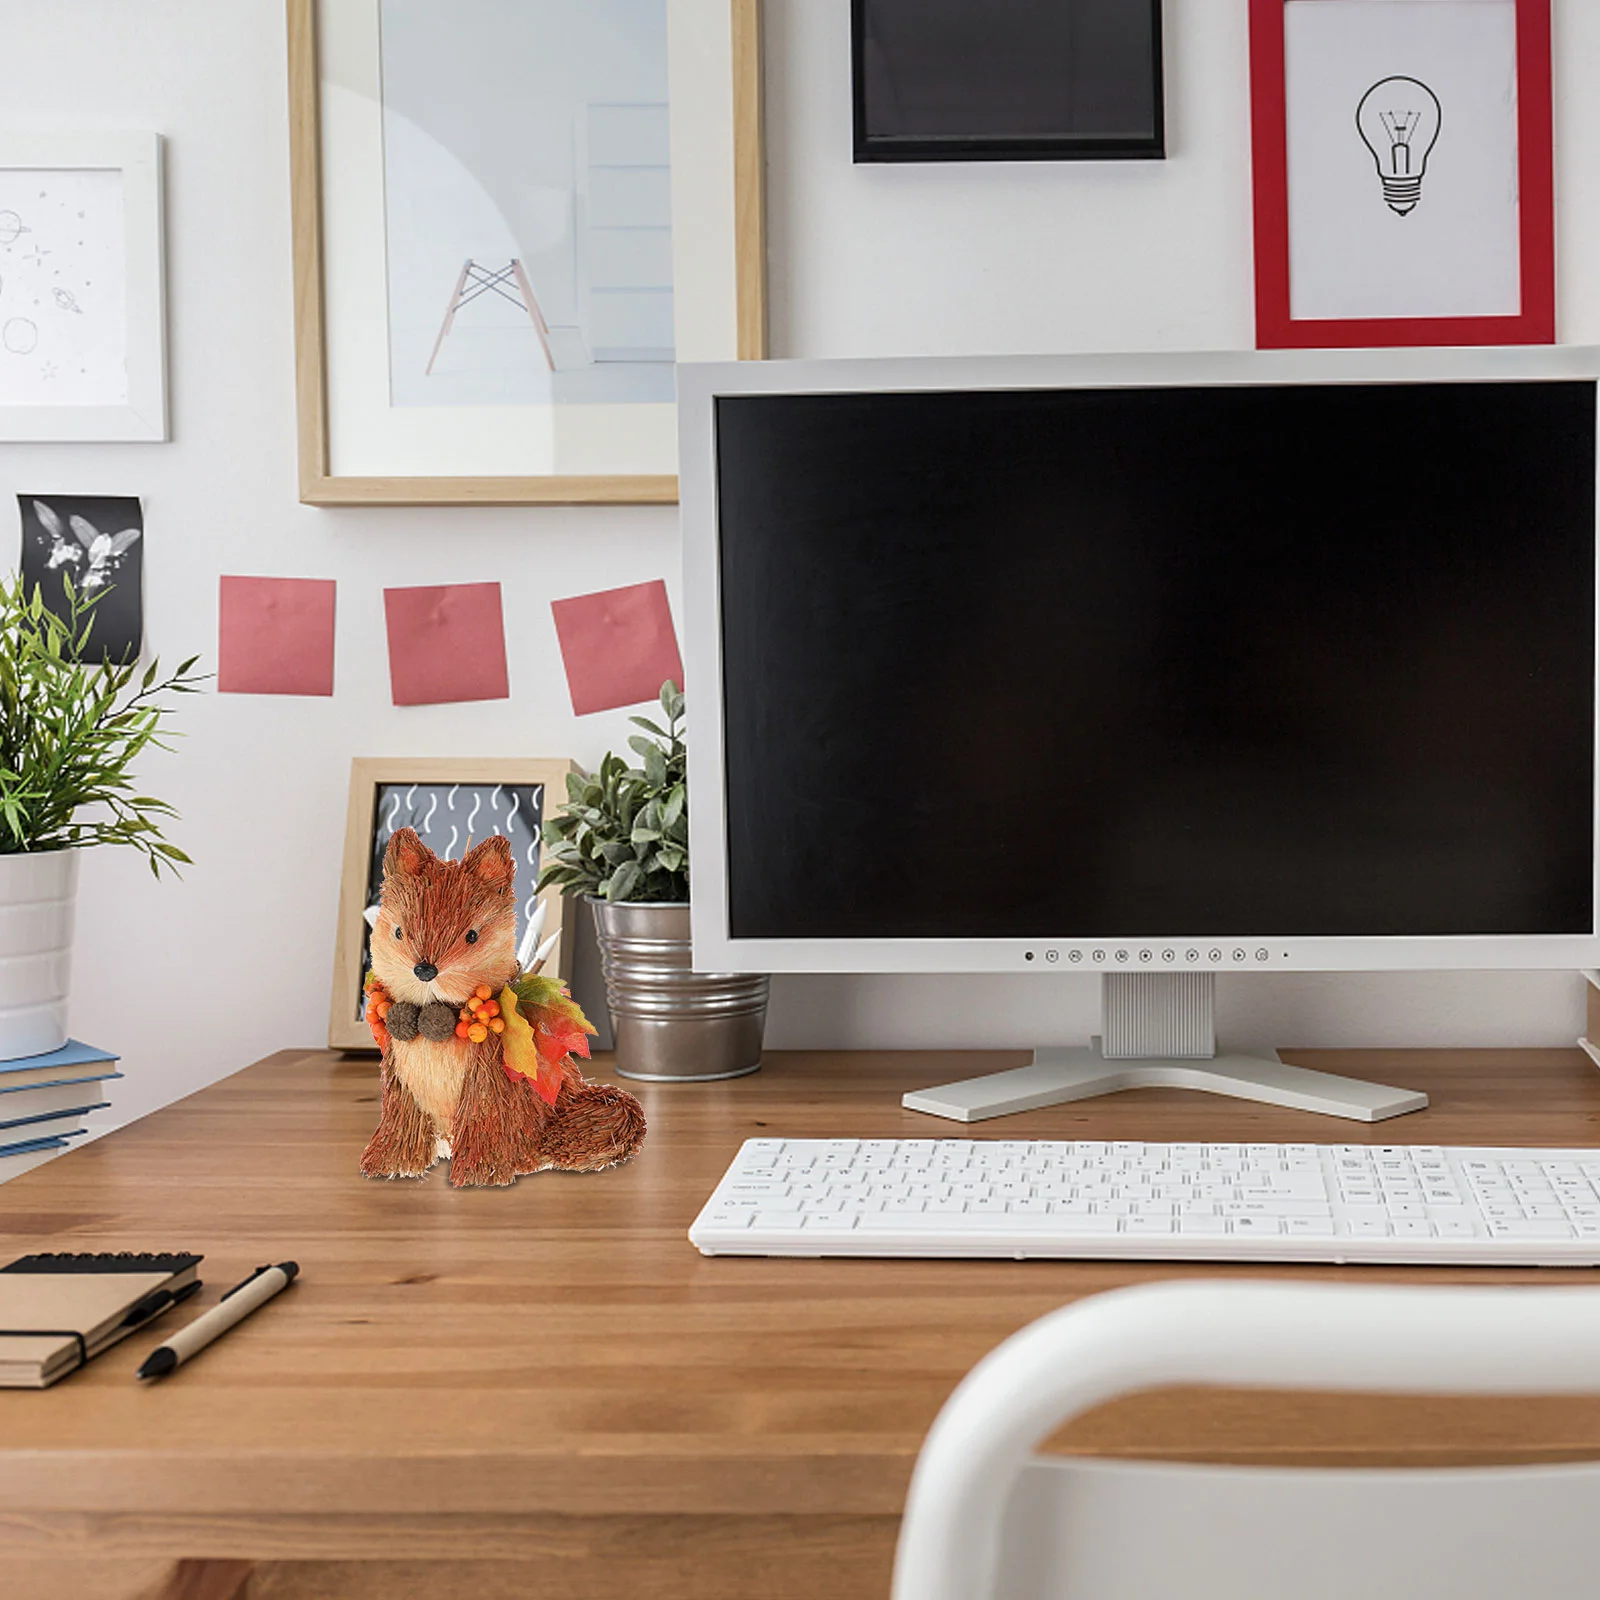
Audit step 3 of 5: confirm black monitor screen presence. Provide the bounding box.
[714,381,1597,941]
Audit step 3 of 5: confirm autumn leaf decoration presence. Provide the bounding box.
[499,973,598,1106]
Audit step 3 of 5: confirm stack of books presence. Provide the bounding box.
[0,1041,120,1182]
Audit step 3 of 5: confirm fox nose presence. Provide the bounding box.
[413,962,438,982]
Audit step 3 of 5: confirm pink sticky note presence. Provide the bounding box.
[550,580,684,716]
[217,576,336,697]
[384,581,509,706]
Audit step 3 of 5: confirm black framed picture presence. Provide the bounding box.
[852,0,1165,164]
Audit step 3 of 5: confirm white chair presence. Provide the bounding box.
[893,1281,1600,1600]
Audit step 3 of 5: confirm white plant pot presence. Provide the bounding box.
[0,851,78,1062]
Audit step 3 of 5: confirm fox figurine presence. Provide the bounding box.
[359,827,645,1188]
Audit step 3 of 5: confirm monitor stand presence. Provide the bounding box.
[901,972,1429,1125]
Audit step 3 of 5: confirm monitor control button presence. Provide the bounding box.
[1139,949,1152,962]
[1068,950,1082,963]
[1187,949,1200,962]
[1045,949,1059,963]
[1233,949,1247,961]
[1093,949,1107,962]
[1115,950,1129,963]
[1209,949,1222,962]
[1255,948,1269,962]
[1162,949,1176,963]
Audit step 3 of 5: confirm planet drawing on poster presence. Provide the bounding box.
[1356,76,1442,217]
[0,170,127,407]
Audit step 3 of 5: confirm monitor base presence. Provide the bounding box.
[901,1042,1430,1125]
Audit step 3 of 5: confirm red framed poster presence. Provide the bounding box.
[1249,0,1554,349]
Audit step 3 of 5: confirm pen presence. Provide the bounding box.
[136,1261,298,1380]
[122,1278,203,1331]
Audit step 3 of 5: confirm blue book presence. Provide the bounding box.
[0,1101,110,1136]
[0,1129,85,1160]
[0,1042,120,1094]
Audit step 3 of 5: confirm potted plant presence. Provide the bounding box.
[0,576,202,1060]
[537,680,768,1082]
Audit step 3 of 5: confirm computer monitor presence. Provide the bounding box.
[679,348,1600,1124]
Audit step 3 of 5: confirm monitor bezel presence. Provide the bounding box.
[680,347,1600,975]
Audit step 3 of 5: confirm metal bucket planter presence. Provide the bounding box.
[0,850,77,1062]
[589,898,768,1082]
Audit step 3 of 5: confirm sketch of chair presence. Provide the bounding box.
[425,258,555,376]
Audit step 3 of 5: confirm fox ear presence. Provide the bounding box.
[385,827,434,878]
[462,833,515,890]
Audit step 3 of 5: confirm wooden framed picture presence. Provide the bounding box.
[330,757,578,1051]
[852,0,1164,164]
[0,132,167,441]
[1249,0,1554,349]
[287,0,767,507]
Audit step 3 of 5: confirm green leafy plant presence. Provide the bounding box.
[0,575,204,876]
[537,680,688,903]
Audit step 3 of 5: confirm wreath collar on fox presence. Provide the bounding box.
[364,968,591,1107]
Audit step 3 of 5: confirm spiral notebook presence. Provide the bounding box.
[0,1251,202,1387]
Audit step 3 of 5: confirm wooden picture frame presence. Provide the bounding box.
[287,0,767,507]
[0,132,167,442]
[1249,0,1554,349]
[330,757,578,1051]
[852,0,1164,164]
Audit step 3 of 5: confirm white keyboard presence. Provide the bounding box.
[689,1139,1600,1265]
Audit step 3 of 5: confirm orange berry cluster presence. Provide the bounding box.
[455,984,505,1044]
[365,976,391,1031]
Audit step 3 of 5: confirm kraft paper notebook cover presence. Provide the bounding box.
[0,1251,201,1388]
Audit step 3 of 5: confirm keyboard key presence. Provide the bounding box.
[1178,1217,1229,1235]
[1489,1221,1576,1240]
[752,1213,806,1230]
[1124,1216,1175,1235]
[1341,1207,1388,1228]
[1231,1216,1282,1236]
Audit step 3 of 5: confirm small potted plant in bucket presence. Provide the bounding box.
[0,577,202,1060]
[537,681,768,1082]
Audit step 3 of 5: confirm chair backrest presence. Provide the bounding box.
[892,1282,1600,1600]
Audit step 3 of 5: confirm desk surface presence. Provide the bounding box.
[4,1045,1600,1582]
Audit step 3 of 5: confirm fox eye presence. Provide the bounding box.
[393,926,403,939]
[465,929,478,945]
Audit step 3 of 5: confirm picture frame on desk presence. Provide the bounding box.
[330,757,578,1051]
[1249,0,1554,349]
[287,0,768,507]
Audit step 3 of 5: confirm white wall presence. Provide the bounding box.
[0,1,1595,1139]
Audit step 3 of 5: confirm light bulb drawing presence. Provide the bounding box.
[1355,76,1442,216]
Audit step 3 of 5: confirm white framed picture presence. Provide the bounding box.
[289,0,766,505]
[0,132,167,441]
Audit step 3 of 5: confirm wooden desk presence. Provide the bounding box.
[5,1046,1600,1600]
